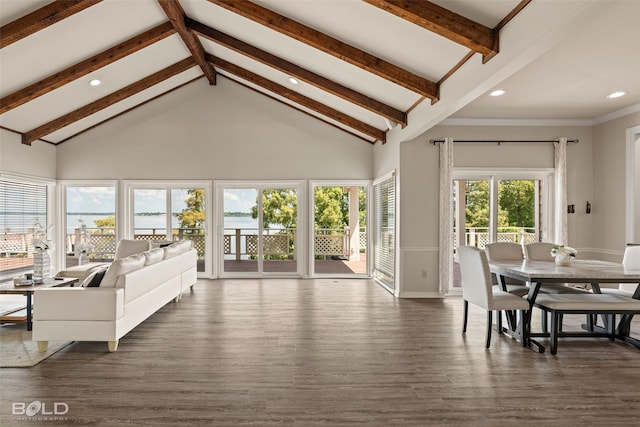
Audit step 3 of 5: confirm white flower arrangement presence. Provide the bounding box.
[74,241,94,256]
[550,245,577,258]
[74,219,94,255]
[31,219,54,251]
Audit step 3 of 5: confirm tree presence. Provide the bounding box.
[314,187,347,232]
[93,216,115,233]
[252,186,365,232]
[463,180,535,229]
[465,181,490,228]
[177,189,205,234]
[252,189,297,229]
[498,180,535,228]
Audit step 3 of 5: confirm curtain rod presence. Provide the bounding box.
[429,139,579,145]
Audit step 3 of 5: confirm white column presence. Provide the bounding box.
[348,187,360,261]
[456,180,466,251]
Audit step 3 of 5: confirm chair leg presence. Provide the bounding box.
[559,313,564,332]
[608,314,616,340]
[497,310,503,334]
[463,300,469,333]
[486,310,493,348]
[541,310,548,333]
[550,310,559,355]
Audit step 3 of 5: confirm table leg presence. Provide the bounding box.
[26,292,33,331]
[526,282,545,353]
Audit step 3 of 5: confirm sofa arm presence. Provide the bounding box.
[34,287,124,321]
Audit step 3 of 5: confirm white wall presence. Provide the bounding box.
[592,112,640,259]
[55,77,373,181]
[0,129,56,179]
[399,124,594,296]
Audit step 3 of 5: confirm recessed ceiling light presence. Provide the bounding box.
[288,77,299,85]
[606,91,627,99]
[89,79,102,87]
[489,89,506,97]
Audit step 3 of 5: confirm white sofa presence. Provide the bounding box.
[33,239,197,352]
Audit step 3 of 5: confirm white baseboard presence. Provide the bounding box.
[397,291,443,298]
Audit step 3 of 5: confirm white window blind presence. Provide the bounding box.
[1,179,48,235]
[373,173,395,289]
[1,179,48,278]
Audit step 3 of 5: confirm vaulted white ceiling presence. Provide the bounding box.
[1,1,637,147]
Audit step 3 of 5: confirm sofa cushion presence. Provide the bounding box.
[163,240,193,259]
[80,266,109,287]
[115,239,151,259]
[142,248,164,266]
[100,254,145,288]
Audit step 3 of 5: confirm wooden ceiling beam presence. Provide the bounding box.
[0,22,175,114]
[22,58,196,145]
[205,53,384,144]
[187,17,406,127]
[206,0,437,100]
[363,0,498,63]
[0,0,102,49]
[157,0,217,85]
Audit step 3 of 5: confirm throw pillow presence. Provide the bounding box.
[142,248,164,266]
[163,243,183,259]
[99,254,145,288]
[86,268,108,287]
[80,270,98,287]
[79,266,108,287]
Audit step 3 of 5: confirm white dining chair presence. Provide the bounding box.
[484,242,530,297]
[601,245,640,296]
[459,246,530,348]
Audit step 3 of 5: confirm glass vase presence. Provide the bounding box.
[554,254,572,266]
[78,252,89,266]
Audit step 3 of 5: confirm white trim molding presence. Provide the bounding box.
[626,125,640,244]
[439,103,640,128]
[397,292,443,298]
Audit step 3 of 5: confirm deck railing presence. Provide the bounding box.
[63,227,206,261]
[223,227,367,260]
[453,227,537,250]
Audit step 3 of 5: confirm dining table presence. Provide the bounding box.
[488,259,640,353]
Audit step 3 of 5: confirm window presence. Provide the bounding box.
[125,181,211,276]
[0,178,52,280]
[64,184,117,267]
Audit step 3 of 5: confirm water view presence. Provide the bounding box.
[66,214,258,233]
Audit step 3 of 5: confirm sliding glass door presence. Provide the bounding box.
[220,182,301,277]
[127,182,210,275]
[452,171,551,289]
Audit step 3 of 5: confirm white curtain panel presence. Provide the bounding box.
[553,138,568,245]
[439,138,454,295]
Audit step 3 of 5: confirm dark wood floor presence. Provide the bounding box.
[2,279,639,426]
